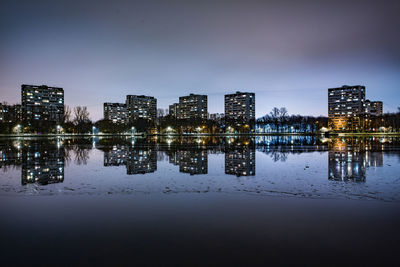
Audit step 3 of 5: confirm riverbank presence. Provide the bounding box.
[0,132,399,138]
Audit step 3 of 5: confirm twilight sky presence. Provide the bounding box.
[1,0,399,121]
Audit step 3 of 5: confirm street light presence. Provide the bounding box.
[57,125,61,135]
[15,124,21,134]
[131,126,135,135]
[166,126,173,135]
[92,126,96,135]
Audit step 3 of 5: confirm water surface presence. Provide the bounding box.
[1,136,399,201]
[0,136,399,265]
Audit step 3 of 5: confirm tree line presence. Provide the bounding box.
[1,105,399,134]
[0,105,92,134]
[256,107,328,133]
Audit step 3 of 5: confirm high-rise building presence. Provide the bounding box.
[169,103,180,118]
[21,84,64,123]
[178,94,207,119]
[103,103,129,124]
[365,100,383,116]
[328,85,365,131]
[0,103,21,122]
[224,91,255,122]
[126,95,157,122]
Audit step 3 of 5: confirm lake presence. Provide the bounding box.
[1,135,399,265]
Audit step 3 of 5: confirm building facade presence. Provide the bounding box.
[365,100,383,116]
[0,104,22,123]
[209,113,224,122]
[103,103,129,124]
[126,95,157,122]
[21,84,64,123]
[178,94,207,120]
[169,103,180,118]
[224,91,255,122]
[328,85,366,131]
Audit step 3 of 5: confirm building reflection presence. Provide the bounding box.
[0,141,22,169]
[1,136,398,186]
[126,148,157,174]
[168,149,208,175]
[224,138,255,177]
[104,145,128,166]
[21,140,64,185]
[328,139,383,182]
[103,145,157,174]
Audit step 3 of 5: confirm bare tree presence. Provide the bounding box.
[279,107,288,131]
[73,106,90,125]
[74,147,90,165]
[64,105,72,122]
[270,107,280,132]
[270,107,280,118]
[279,107,288,119]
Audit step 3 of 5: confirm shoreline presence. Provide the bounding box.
[0,132,399,138]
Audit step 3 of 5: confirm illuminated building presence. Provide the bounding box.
[328,85,365,131]
[0,103,21,122]
[103,103,129,124]
[365,100,383,116]
[209,113,224,122]
[224,91,255,122]
[328,85,384,131]
[21,84,64,123]
[169,103,180,118]
[126,95,157,122]
[178,94,208,119]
